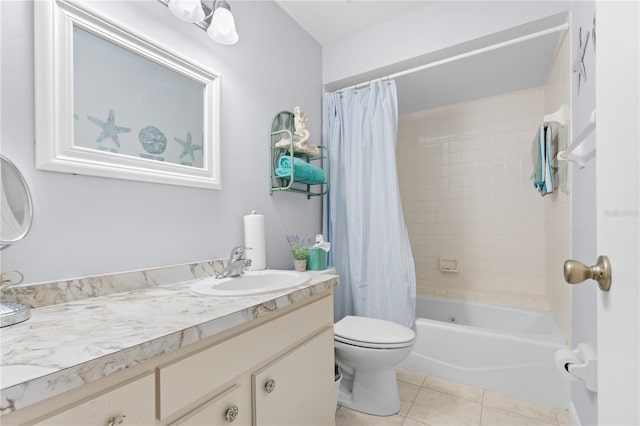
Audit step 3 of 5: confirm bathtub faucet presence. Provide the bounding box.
[216,246,252,279]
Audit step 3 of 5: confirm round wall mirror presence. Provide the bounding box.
[1,155,33,249]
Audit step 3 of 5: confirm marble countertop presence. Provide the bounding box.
[0,271,338,415]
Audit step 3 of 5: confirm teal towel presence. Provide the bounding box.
[276,156,325,184]
[531,124,553,196]
[531,125,544,188]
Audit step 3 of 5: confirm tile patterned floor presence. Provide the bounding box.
[335,368,572,426]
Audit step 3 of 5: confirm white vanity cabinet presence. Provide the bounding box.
[170,380,251,426]
[2,292,336,426]
[33,373,155,426]
[157,295,335,426]
[253,328,335,426]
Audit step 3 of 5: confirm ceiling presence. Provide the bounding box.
[274,1,568,114]
[274,1,432,46]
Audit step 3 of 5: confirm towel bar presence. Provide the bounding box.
[543,105,568,126]
[557,109,596,169]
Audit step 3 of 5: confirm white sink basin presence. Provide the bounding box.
[191,270,312,297]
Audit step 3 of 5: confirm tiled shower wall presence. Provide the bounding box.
[543,32,571,342]
[397,87,548,309]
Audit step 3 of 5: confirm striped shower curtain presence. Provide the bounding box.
[322,80,416,328]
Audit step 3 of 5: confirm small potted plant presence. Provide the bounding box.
[287,234,314,272]
[292,246,309,272]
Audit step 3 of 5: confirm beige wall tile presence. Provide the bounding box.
[397,87,556,310]
[543,32,572,343]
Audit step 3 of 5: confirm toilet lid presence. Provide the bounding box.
[334,316,415,347]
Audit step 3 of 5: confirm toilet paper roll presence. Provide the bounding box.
[243,210,266,270]
[554,349,580,381]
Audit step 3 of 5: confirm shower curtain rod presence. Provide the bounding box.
[332,22,569,93]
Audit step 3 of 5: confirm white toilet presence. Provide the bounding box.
[334,315,416,416]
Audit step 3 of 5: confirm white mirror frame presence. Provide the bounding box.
[34,0,221,189]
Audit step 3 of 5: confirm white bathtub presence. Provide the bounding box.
[399,295,570,408]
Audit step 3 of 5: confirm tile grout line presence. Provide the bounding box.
[481,404,562,426]
[402,378,422,423]
[397,371,562,426]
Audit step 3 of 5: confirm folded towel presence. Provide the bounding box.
[531,125,544,189]
[275,156,325,184]
[543,124,554,194]
[531,124,553,196]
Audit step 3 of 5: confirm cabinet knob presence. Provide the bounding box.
[264,379,276,393]
[107,414,126,426]
[225,405,239,423]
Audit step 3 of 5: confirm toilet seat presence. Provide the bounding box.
[334,316,415,349]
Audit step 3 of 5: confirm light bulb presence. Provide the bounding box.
[168,0,205,23]
[212,7,234,34]
[207,3,239,45]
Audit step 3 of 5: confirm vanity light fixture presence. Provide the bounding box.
[168,0,205,23]
[161,0,239,45]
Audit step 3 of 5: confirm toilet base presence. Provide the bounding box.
[337,367,400,416]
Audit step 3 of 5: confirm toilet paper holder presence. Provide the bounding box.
[555,343,598,392]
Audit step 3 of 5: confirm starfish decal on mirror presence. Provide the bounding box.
[87,109,131,148]
[174,131,202,164]
[573,27,590,95]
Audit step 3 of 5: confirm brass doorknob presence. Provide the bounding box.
[563,255,612,291]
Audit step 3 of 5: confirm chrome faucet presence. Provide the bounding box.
[216,246,252,279]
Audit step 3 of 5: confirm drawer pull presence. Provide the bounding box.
[225,405,239,423]
[107,414,126,426]
[264,379,276,394]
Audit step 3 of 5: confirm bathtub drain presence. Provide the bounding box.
[449,316,456,323]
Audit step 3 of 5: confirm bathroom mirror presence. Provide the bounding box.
[0,155,33,249]
[34,0,221,189]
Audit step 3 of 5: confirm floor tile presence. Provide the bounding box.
[407,388,482,426]
[483,391,558,424]
[555,409,571,426]
[423,375,484,403]
[335,406,406,426]
[396,367,427,386]
[399,381,421,416]
[481,406,557,426]
[402,417,432,426]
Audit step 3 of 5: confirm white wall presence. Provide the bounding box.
[323,1,569,86]
[397,87,549,309]
[569,2,598,425]
[0,0,323,284]
[544,32,572,343]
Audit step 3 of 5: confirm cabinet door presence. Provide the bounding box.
[35,373,155,426]
[171,382,251,426]
[253,328,335,426]
[157,296,333,421]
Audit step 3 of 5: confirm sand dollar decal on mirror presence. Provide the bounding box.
[138,126,167,161]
